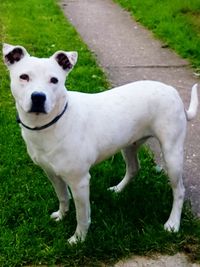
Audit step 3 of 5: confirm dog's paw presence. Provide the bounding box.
[68,235,78,245]
[68,234,84,245]
[164,220,179,233]
[68,228,87,245]
[50,210,65,221]
[108,185,121,193]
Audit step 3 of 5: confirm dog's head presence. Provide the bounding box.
[3,44,78,115]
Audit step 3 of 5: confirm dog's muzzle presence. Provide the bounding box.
[30,91,47,113]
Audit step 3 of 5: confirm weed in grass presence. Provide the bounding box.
[1,0,200,266]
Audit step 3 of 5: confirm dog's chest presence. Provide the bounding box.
[22,129,86,179]
[28,141,57,172]
[22,130,65,174]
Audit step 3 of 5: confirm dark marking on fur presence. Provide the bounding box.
[5,48,24,65]
[56,53,72,70]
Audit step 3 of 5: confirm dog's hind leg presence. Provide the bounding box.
[46,173,70,221]
[162,140,185,232]
[109,142,141,193]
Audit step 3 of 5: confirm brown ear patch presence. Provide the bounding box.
[5,47,25,65]
[55,53,72,70]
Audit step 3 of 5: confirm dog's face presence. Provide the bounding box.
[3,44,78,114]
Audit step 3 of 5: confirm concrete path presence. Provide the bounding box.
[61,0,200,214]
[115,253,200,267]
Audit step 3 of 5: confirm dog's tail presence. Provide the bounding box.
[185,84,199,121]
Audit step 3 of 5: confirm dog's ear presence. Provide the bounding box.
[2,43,29,67]
[52,51,78,72]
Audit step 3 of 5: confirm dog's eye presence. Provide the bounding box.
[20,74,29,81]
[50,77,58,84]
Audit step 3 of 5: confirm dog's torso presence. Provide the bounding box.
[21,80,186,182]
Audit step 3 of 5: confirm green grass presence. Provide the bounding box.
[1,0,200,266]
[113,0,200,70]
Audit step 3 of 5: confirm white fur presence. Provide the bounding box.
[3,44,199,244]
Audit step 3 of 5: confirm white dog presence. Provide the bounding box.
[3,44,198,244]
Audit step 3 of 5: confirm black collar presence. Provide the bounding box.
[16,102,68,131]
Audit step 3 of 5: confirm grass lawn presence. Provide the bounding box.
[113,0,200,70]
[1,0,200,266]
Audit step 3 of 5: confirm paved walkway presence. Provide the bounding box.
[61,0,200,214]
[115,253,200,267]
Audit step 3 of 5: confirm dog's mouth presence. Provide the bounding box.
[29,105,47,114]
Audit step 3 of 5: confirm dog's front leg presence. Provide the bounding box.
[45,172,70,221]
[68,173,91,244]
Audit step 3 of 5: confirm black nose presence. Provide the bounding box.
[31,92,46,104]
[30,92,46,113]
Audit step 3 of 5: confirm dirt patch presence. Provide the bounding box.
[25,254,200,267]
[115,253,200,267]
